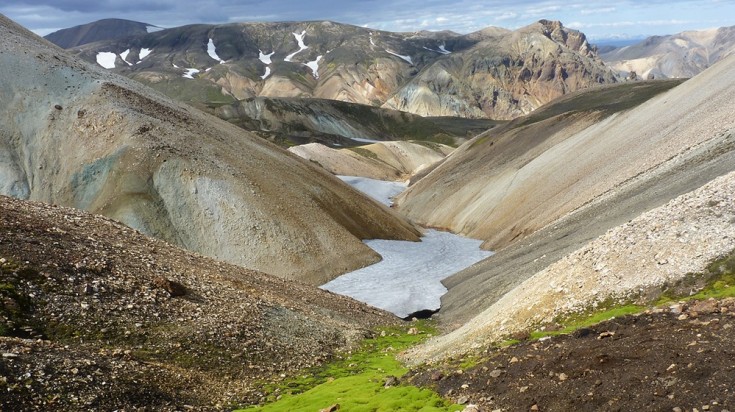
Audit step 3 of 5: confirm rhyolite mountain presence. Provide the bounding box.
[44,18,162,49]
[67,19,619,120]
[0,13,420,285]
[602,25,735,79]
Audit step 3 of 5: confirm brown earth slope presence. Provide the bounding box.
[0,13,420,285]
[0,195,399,410]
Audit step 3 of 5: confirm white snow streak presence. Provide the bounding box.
[337,176,406,206]
[423,44,452,55]
[369,32,376,46]
[439,44,452,54]
[146,25,163,33]
[96,52,117,69]
[284,30,308,62]
[259,50,274,65]
[385,49,413,65]
[119,49,132,65]
[322,230,493,318]
[182,68,200,79]
[304,55,322,79]
[137,48,152,64]
[259,50,275,79]
[207,38,225,63]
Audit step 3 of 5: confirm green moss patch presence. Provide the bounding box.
[238,322,462,412]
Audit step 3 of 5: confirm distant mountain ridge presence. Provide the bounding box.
[44,18,162,48]
[64,19,619,120]
[601,25,735,78]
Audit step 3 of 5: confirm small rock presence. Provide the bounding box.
[489,369,503,378]
[520,386,529,393]
[689,299,719,315]
[702,406,710,411]
[559,373,568,381]
[461,383,469,389]
[462,406,480,412]
[407,327,419,335]
[677,314,689,321]
[1,353,18,358]
[431,371,444,381]
[384,376,398,388]
[597,331,615,340]
[670,304,684,314]
[673,408,682,412]
[667,364,677,371]
[152,276,187,297]
[510,356,519,363]
[531,405,539,411]
[457,396,469,405]
[54,104,63,110]
[320,404,340,412]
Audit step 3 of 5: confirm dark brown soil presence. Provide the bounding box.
[410,301,735,412]
[0,195,398,411]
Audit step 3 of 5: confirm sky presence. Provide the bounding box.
[1,0,733,42]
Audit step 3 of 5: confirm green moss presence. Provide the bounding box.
[237,322,462,412]
[530,304,645,340]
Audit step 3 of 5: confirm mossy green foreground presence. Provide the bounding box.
[237,322,463,412]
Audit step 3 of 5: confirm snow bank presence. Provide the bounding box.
[146,25,163,33]
[207,38,225,63]
[261,67,271,80]
[259,50,274,65]
[120,49,132,65]
[305,55,322,79]
[386,49,413,65]
[285,30,308,62]
[337,175,406,206]
[322,230,493,318]
[137,48,152,64]
[96,52,117,69]
[182,68,200,79]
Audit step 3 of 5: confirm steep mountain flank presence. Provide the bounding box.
[44,18,161,49]
[384,20,618,119]
[0,14,419,285]
[399,56,735,361]
[602,25,735,79]
[68,19,618,119]
[288,141,453,181]
[0,195,398,409]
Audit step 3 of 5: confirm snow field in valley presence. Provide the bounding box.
[325,176,493,318]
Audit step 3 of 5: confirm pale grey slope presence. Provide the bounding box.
[397,56,735,329]
[602,25,735,78]
[0,13,420,285]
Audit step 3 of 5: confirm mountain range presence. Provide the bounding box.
[49,19,619,120]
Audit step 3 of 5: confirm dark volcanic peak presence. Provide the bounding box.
[44,18,161,49]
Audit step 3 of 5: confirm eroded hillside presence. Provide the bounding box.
[0,13,420,285]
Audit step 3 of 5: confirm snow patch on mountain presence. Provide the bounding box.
[261,67,271,80]
[386,49,413,65]
[284,30,308,62]
[207,39,225,64]
[182,68,200,79]
[305,55,323,79]
[119,49,132,65]
[259,50,274,65]
[137,48,152,64]
[146,25,163,33]
[96,52,117,69]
